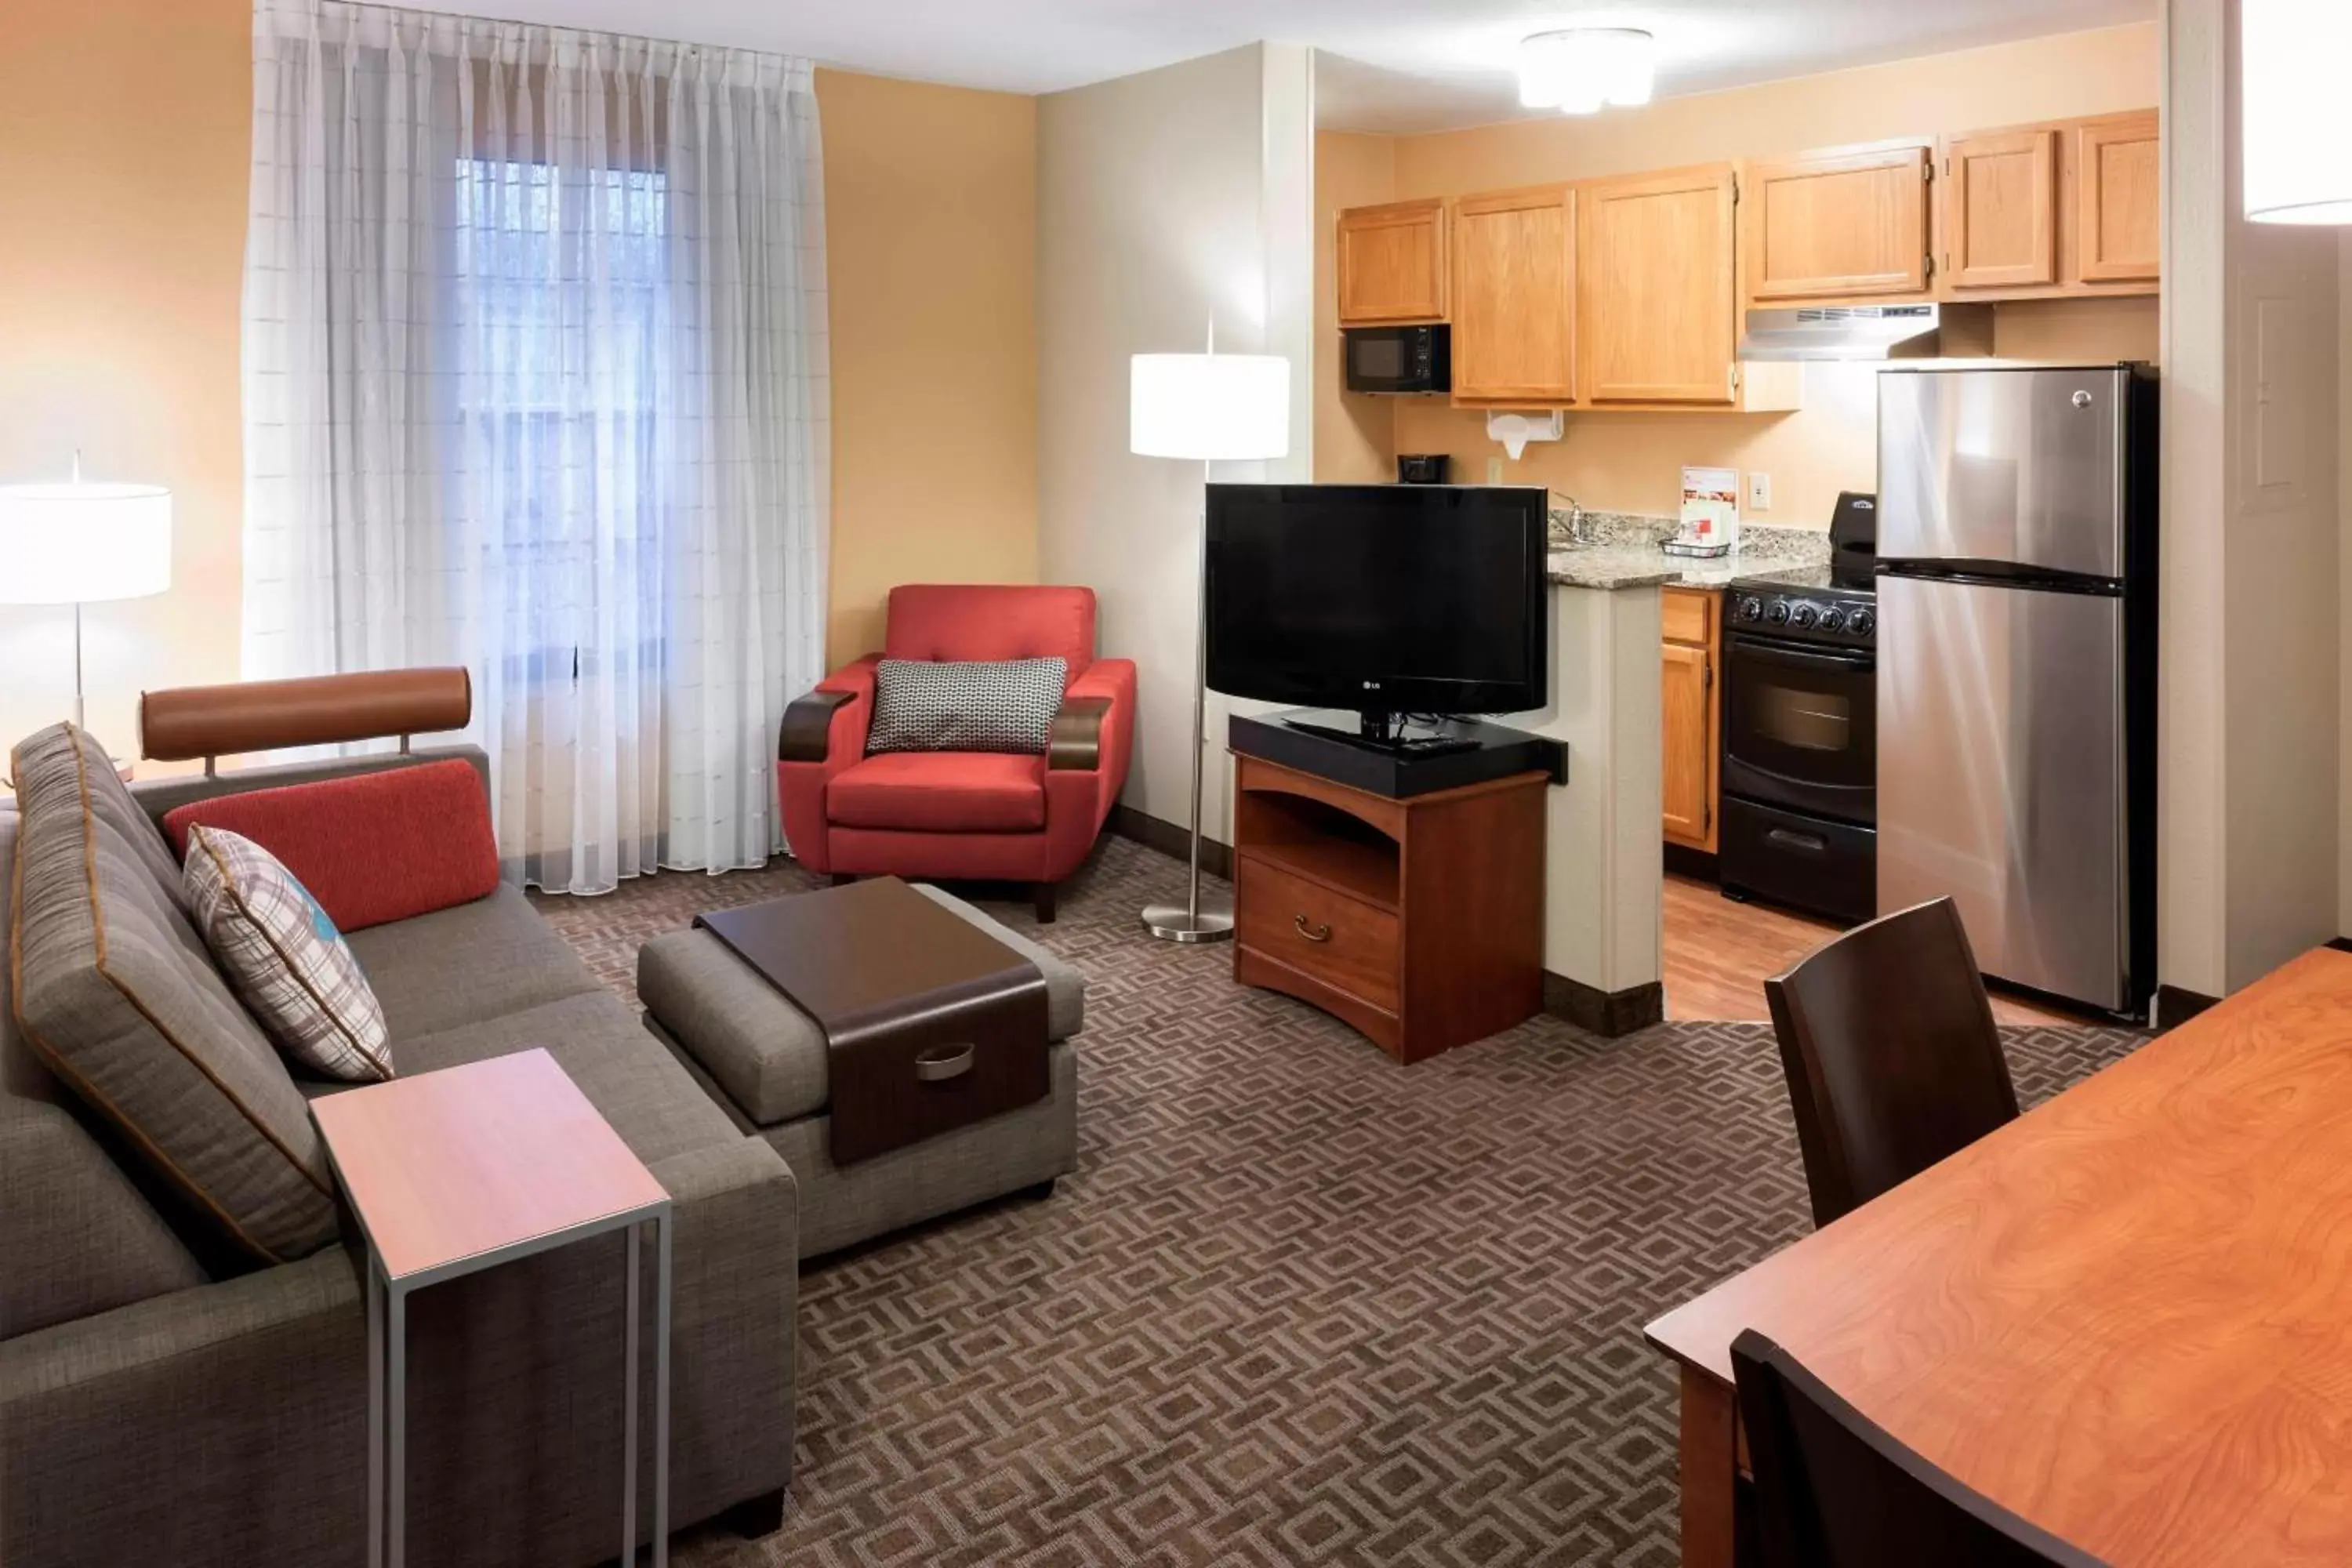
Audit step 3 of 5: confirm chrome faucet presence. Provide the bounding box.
[1563,496,1592,546]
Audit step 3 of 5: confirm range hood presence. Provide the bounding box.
[1739,303,1947,361]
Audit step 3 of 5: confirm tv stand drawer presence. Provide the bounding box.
[1235,855,1400,1011]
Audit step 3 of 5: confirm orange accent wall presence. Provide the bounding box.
[817,70,1040,663]
[0,0,251,758]
[1314,22,2163,527]
[0,10,1036,760]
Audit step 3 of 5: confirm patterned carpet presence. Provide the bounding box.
[529,837,2147,1567]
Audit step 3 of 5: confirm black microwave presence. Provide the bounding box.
[1343,325,1450,394]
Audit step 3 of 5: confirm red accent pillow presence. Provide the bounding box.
[162,760,500,933]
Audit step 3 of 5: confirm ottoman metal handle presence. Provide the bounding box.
[915,1044,976,1083]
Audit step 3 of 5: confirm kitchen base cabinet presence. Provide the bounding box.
[1662,587,1722,854]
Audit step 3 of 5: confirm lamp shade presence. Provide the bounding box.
[1130,353,1291,461]
[0,482,174,605]
[2245,0,2352,223]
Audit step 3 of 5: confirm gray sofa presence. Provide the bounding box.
[1,731,796,1568]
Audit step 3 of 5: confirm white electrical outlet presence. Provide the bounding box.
[1486,456,1504,485]
[1747,471,1772,511]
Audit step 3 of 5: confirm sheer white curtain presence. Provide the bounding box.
[241,0,829,892]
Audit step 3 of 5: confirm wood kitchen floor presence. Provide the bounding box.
[1663,872,2083,1026]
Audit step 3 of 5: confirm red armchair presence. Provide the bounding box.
[777,585,1136,920]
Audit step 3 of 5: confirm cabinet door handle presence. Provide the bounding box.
[1294,913,1333,943]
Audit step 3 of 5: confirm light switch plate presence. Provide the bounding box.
[1747,471,1772,511]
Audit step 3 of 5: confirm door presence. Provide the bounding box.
[1878,574,2126,1011]
[1580,165,1737,404]
[1741,145,1933,303]
[1877,367,2128,576]
[1338,199,1446,325]
[1452,185,1576,404]
[1661,641,1713,848]
[2075,113,2161,285]
[1722,637,1877,825]
[1940,129,2057,290]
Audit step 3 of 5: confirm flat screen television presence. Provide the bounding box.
[1204,484,1548,732]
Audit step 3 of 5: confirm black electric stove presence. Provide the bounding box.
[1718,492,1879,924]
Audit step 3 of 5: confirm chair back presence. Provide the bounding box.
[1763,897,2017,1226]
[884,585,1096,676]
[1732,1330,2111,1568]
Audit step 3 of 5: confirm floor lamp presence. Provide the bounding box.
[1130,335,1290,944]
[0,460,174,739]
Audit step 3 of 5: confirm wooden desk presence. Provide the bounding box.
[1646,947,2352,1568]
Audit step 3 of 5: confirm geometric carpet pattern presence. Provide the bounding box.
[530,837,2147,1567]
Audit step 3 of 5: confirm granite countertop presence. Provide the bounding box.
[1544,510,1834,593]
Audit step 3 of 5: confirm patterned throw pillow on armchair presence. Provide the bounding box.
[865,655,1069,755]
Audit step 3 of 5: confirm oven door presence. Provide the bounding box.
[1722,635,1876,825]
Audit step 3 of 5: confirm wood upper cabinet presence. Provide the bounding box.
[1661,588,1720,853]
[1940,128,2059,290]
[1740,144,1933,303]
[1336,198,1447,324]
[2074,111,2160,284]
[1451,183,1577,405]
[1579,165,1738,405]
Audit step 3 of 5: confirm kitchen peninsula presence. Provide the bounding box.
[1522,513,1832,1032]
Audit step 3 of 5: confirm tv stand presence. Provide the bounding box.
[1237,710,1567,800]
[1228,750,1547,1065]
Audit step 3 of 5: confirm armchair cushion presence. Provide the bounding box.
[866,656,1067,757]
[884,585,1095,675]
[826,753,1047,834]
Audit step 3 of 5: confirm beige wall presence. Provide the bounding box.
[0,0,251,758]
[1039,45,1317,837]
[1314,22,2164,524]
[0,16,1038,761]
[817,70,1039,662]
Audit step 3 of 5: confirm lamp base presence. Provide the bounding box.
[1142,899,1235,944]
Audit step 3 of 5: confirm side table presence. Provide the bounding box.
[310,1048,674,1568]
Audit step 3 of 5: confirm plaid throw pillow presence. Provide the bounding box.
[866,657,1068,756]
[183,825,393,1083]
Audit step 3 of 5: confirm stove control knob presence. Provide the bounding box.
[1849,608,1876,637]
[1790,602,1820,630]
[1766,600,1792,626]
[1818,605,1847,634]
[1737,595,1764,622]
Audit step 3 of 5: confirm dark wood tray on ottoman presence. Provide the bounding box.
[694,877,1051,1165]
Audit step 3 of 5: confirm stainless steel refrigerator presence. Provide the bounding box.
[1876,364,2157,1018]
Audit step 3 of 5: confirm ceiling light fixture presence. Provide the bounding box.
[1518,27,1656,116]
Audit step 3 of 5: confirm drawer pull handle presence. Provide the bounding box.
[1294,914,1333,943]
[915,1044,975,1083]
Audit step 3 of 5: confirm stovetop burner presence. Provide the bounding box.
[1727,490,1879,648]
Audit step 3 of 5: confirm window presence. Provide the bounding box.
[454,158,668,685]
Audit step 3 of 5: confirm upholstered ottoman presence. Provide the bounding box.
[638,882,1081,1258]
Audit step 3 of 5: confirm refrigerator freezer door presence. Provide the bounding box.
[1878,574,2127,1011]
[1878,366,2127,578]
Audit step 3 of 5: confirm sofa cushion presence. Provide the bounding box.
[313,990,742,1171]
[866,657,1067,757]
[343,884,603,1043]
[69,731,189,913]
[162,760,500,932]
[183,826,392,1083]
[637,880,1085,1128]
[826,753,1047,834]
[7,724,342,1263]
[0,1096,209,1338]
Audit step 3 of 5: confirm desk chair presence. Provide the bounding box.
[1763,896,2018,1226]
[1733,1330,2111,1568]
